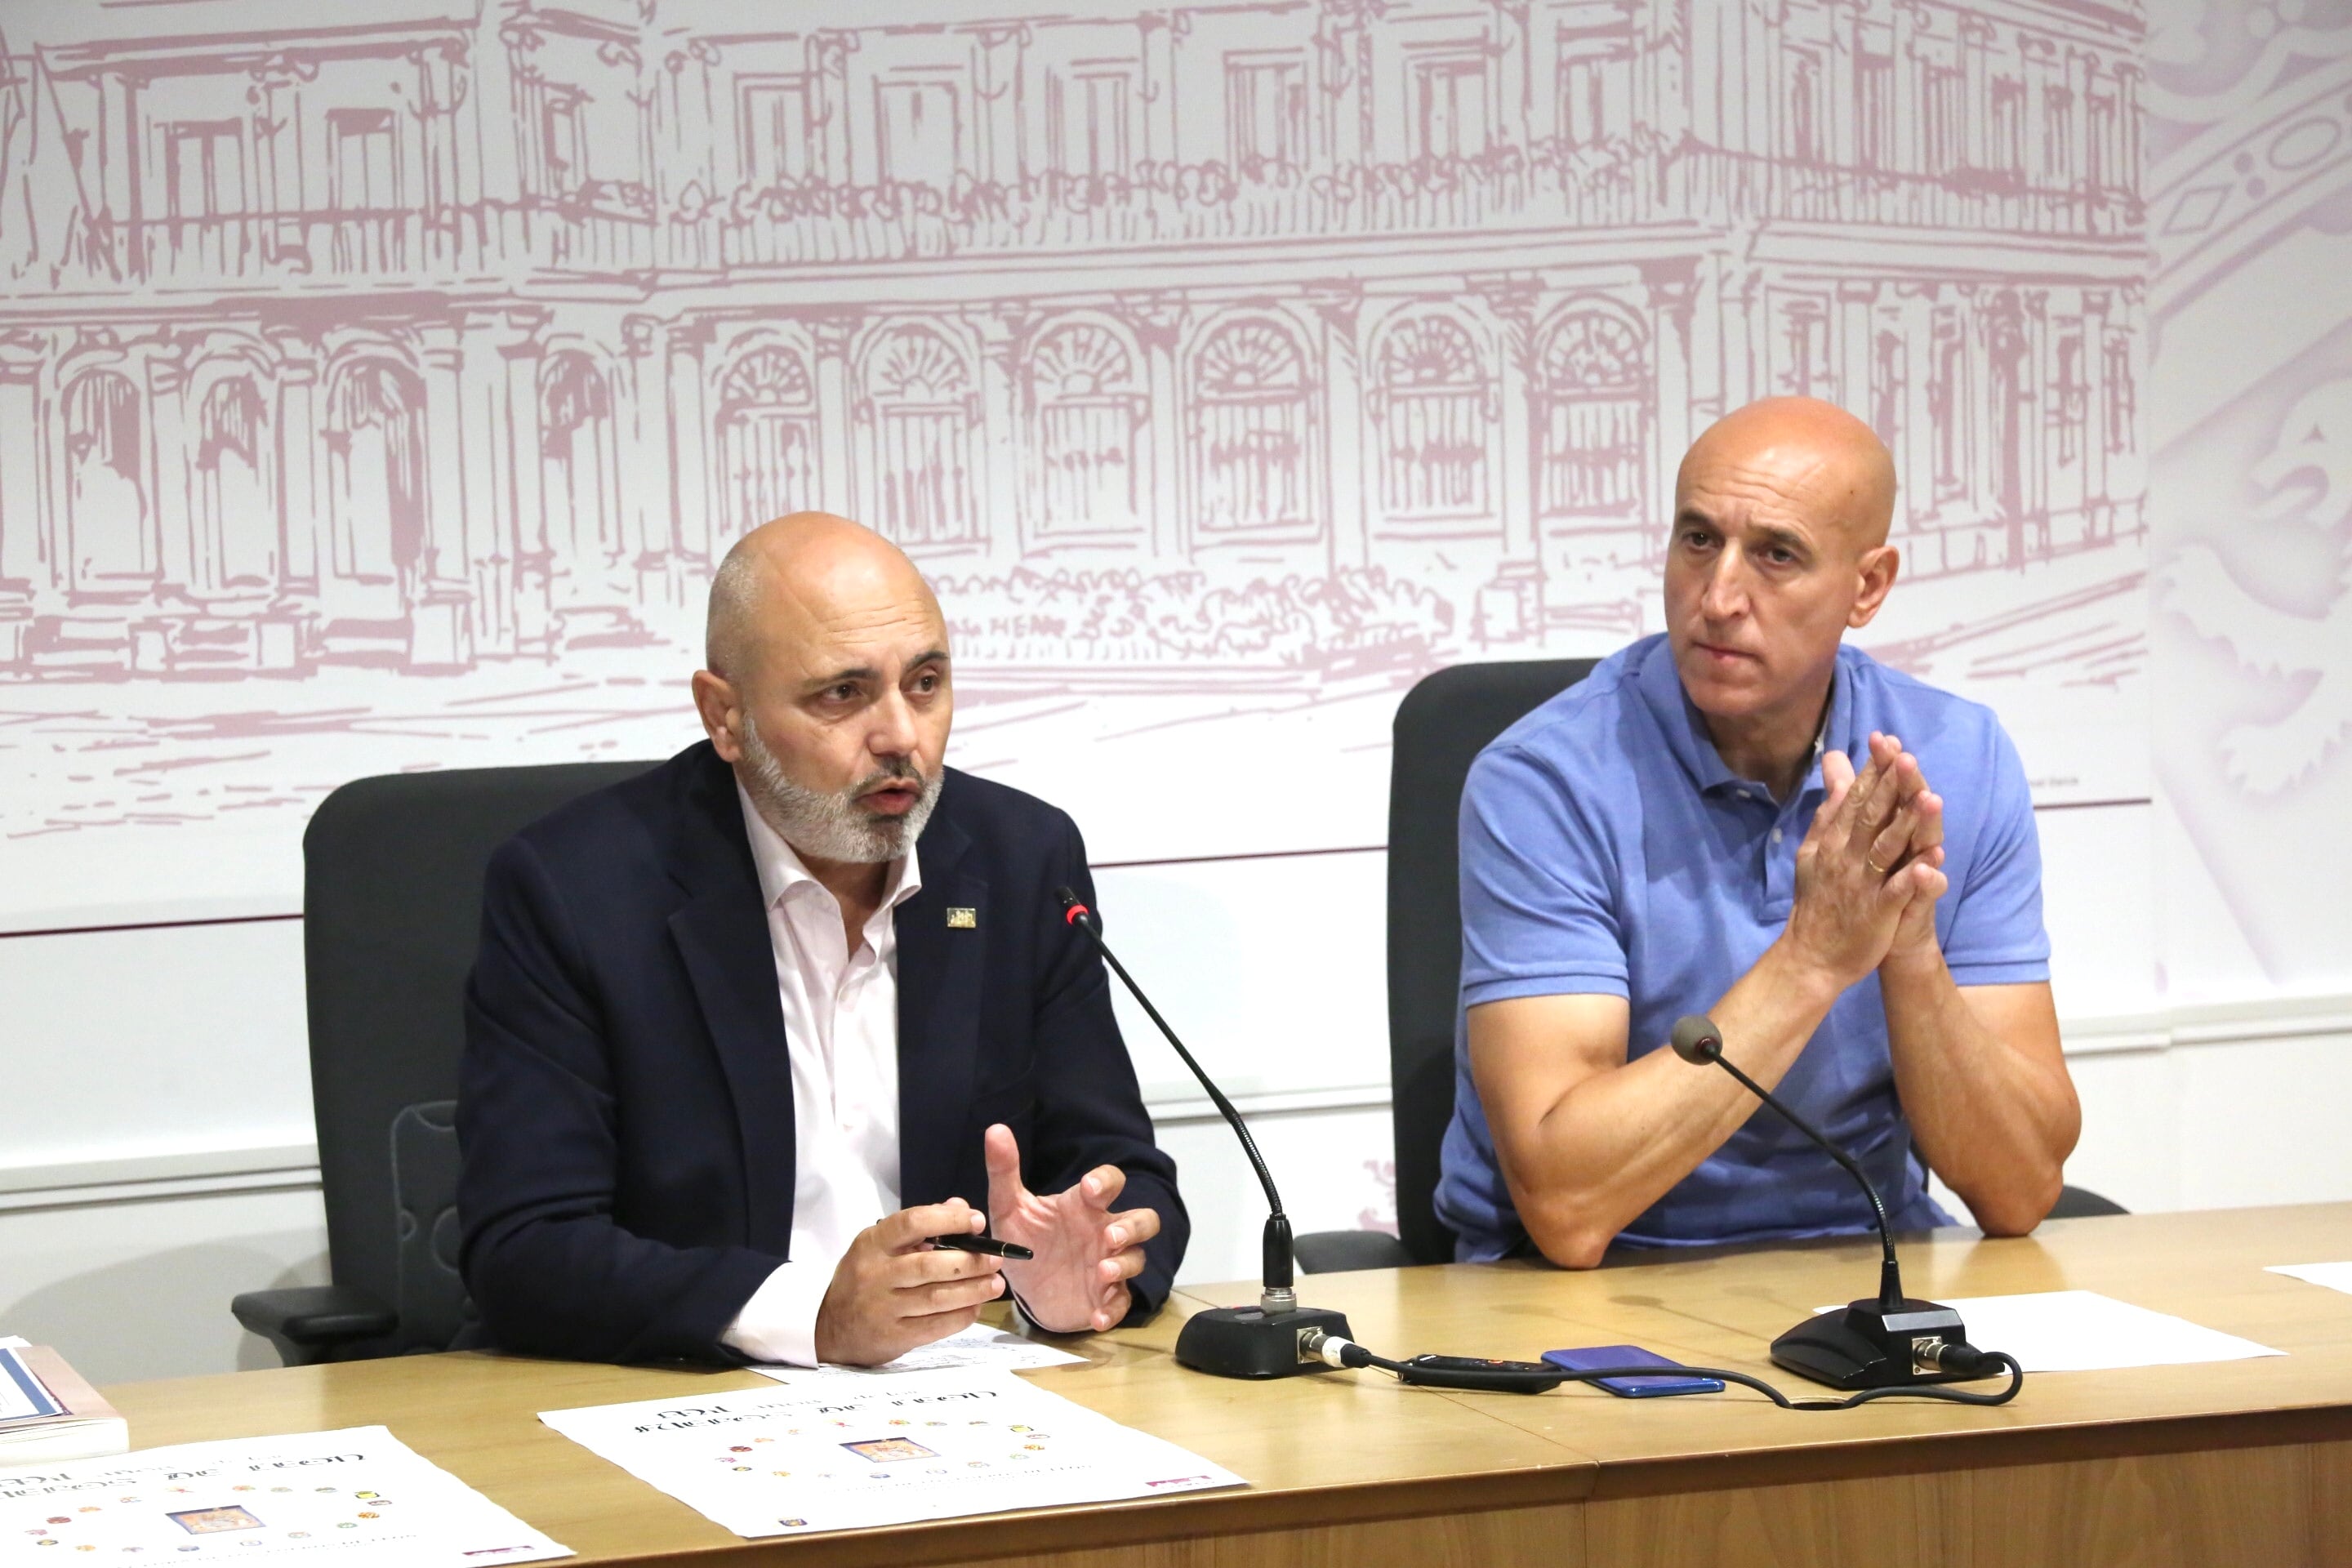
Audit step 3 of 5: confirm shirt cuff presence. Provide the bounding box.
[719,1260,832,1367]
[1461,970,1631,1009]
[1944,958,2052,987]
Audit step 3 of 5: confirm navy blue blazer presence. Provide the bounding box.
[456,742,1187,1364]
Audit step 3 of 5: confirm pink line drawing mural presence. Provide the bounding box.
[2145,0,2352,987]
[0,0,2150,927]
[2161,374,2352,792]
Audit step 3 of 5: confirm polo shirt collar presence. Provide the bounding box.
[1637,635,1854,802]
[1812,645,1861,793]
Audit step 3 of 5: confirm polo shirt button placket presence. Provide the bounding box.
[1764,801,1796,906]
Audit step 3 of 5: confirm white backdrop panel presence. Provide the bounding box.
[2145,0,2352,995]
[0,919,311,1174]
[1094,851,1389,1105]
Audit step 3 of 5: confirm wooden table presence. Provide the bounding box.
[97,1204,2352,1567]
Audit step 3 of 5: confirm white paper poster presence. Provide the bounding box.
[1818,1290,2282,1374]
[0,1425,569,1566]
[2265,1263,2352,1298]
[540,1369,1240,1538]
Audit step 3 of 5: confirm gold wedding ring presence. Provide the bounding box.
[1866,858,1888,876]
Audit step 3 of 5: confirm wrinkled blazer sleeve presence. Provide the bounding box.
[457,835,776,1363]
[1029,817,1189,1321]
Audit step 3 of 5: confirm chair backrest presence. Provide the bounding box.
[303,760,656,1356]
[1387,658,1597,1264]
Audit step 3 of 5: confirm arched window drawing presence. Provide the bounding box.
[1371,314,1494,520]
[64,369,151,590]
[1870,330,1906,461]
[2051,332,2086,469]
[195,375,274,590]
[2101,329,2135,456]
[1189,318,1314,533]
[325,359,425,590]
[1030,322,1142,534]
[540,351,622,603]
[1534,307,1648,517]
[1787,51,1821,165]
[863,324,978,546]
[1927,308,1970,504]
[1775,297,1829,400]
[717,346,819,541]
[1988,294,2031,531]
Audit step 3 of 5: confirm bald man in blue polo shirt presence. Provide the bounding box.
[1437,397,2081,1266]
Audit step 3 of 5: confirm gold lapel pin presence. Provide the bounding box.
[946,907,978,929]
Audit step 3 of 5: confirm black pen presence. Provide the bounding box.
[927,1233,1033,1259]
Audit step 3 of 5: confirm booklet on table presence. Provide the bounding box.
[0,1346,126,1468]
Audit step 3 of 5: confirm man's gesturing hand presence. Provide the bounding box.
[814,1199,1004,1367]
[984,1123,1160,1334]
[1787,732,1946,988]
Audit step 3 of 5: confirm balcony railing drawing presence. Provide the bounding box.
[40,139,2142,294]
[1683,149,2144,238]
[51,199,668,291]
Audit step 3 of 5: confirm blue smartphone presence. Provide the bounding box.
[1542,1344,1724,1397]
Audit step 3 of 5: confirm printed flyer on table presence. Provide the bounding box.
[539,1367,1241,1537]
[0,1425,569,1565]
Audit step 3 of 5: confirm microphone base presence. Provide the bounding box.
[1175,1303,1354,1379]
[1771,1298,1976,1391]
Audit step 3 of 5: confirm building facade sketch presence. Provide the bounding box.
[0,0,2152,923]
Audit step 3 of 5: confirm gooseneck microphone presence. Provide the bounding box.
[1670,1013,2002,1392]
[1669,1015,1904,1312]
[1058,887,1353,1378]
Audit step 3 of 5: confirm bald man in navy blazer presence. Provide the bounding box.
[457,514,1186,1366]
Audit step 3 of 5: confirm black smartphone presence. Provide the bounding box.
[1541,1344,1724,1397]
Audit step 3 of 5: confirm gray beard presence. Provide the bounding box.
[739,713,942,865]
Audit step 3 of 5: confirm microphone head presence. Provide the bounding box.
[1055,886,1080,910]
[1670,1014,1723,1066]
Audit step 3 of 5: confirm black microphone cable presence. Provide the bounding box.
[1298,1330,2024,1409]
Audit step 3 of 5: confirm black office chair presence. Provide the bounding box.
[232,761,657,1365]
[1289,658,2123,1274]
[2047,1187,2127,1219]
[1294,658,1598,1274]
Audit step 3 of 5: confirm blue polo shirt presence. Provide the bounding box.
[1434,635,2051,1261]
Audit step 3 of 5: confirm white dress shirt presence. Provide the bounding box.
[719,784,924,1366]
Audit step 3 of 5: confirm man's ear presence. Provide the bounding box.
[690,669,745,762]
[1847,545,1900,630]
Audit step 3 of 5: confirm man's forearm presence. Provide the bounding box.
[1493,939,1847,1266]
[1880,958,2075,1233]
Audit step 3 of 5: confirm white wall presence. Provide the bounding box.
[0,1186,325,1385]
[0,920,314,1178]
